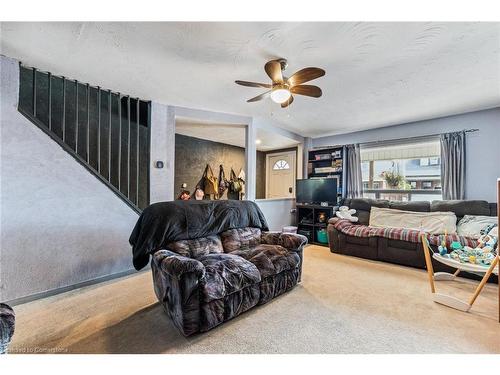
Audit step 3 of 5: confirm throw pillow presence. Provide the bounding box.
[456,215,498,239]
[369,206,457,234]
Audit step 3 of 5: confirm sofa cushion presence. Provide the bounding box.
[347,198,390,212]
[431,200,491,218]
[230,244,300,278]
[220,227,262,252]
[389,200,430,212]
[198,253,261,302]
[167,235,223,259]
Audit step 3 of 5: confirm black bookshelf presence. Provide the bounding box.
[296,203,336,247]
[307,146,347,201]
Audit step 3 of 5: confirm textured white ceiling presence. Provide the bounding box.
[1,22,499,137]
[175,119,299,151]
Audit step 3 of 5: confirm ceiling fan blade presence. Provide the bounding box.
[247,90,272,103]
[290,85,322,98]
[264,60,283,84]
[235,80,272,89]
[287,67,325,86]
[281,95,294,108]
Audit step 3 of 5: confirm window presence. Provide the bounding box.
[273,159,290,170]
[422,181,432,189]
[360,139,442,201]
[429,157,439,165]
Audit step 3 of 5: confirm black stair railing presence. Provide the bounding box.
[18,64,150,212]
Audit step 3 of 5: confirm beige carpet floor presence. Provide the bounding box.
[9,246,500,354]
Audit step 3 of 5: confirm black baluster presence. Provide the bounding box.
[108,90,112,182]
[32,68,37,117]
[118,93,122,192]
[48,72,52,131]
[127,96,131,200]
[97,87,101,174]
[86,83,90,162]
[136,99,140,206]
[75,80,78,152]
[62,77,66,143]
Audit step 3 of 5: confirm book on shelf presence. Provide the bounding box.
[314,167,342,173]
[310,175,341,179]
[314,153,331,161]
[315,167,335,173]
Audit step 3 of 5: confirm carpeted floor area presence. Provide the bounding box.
[9,246,500,354]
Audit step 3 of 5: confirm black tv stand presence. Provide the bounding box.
[296,203,337,247]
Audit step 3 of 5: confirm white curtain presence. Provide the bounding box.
[440,131,466,200]
[346,144,363,198]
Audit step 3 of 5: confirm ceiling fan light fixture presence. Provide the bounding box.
[235,59,325,107]
[270,87,291,104]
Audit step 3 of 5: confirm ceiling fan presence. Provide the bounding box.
[235,58,325,108]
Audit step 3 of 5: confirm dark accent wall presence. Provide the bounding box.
[174,134,266,199]
[256,151,266,199]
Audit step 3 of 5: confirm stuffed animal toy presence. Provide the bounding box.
[476,233,497,252]
[335,206,358,223]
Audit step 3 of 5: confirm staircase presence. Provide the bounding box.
[17,64,150,212]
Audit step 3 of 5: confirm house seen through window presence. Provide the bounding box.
[360,138,442,202]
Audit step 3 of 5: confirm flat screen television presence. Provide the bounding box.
[296,178,338,204]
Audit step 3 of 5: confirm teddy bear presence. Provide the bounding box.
[335,206,359,223]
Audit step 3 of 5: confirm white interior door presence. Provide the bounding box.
[266,151,296,199]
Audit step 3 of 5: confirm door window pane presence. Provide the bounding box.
[273,159,290,170]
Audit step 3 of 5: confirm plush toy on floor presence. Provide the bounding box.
[335,206,358,223]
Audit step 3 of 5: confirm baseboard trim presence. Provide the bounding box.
[5,268,148,306]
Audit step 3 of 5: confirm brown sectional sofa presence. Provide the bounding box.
[327,198,498,280]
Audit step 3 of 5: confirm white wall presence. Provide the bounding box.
[313,108,500,202]
[255,198,296,231]
[0,55,139,302]
[149,103,175,203]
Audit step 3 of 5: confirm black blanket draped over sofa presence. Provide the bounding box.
[130,200,269,270]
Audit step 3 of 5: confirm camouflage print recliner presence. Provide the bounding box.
[151,228,307,336]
